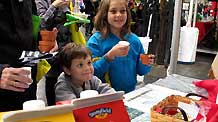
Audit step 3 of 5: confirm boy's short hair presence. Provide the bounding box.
[58,42,92,69]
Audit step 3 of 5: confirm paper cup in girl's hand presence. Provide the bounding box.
[118,41,130,55]
[118,41,130,46]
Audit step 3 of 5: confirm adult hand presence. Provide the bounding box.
[0,67,32,92]
[52,0,70,8]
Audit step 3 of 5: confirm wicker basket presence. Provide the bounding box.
[150,95,199,122]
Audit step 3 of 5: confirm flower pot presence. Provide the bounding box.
[38,41,55,53]
[39,40,55,47]
[40,29,57,42]
[38,45,53,53]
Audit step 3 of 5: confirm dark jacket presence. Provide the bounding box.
[0,0,34,64]
[0,0,37,112]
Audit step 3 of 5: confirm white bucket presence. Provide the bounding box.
[23,100,45,110]
[138,37,152,54]
[178,26,199,63]
[80,90,99,98]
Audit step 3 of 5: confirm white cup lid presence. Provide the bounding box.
[80,90,99,98]
[118,41,130,46]
[23,100,45,110]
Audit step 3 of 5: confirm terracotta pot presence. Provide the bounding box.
[40,29,57,41]
[140,54,149,65]
[38,41,54,53]
[39,40,55,47]
[38,45,53,53]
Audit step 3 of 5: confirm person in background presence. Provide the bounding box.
[81,0,100,36]
[135,3,144,36]
[35,0,69,30]
[55,42,115,102]
[35,0,71,48]
[35,0,72,106]
[203,4,209,19]
[0,0,37,112]
[87,0,154,93]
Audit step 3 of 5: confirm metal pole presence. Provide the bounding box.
[193,0,198,27]
[167,0,182,75]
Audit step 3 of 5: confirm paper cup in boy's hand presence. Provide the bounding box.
[80,90,99,98]
[22,67,32,85]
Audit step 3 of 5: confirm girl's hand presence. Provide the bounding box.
[105,44,130,61]
[147,54,155,65]
[140,54,155,65]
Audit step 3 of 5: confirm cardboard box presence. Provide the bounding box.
[73,100,129,122]
[1,91,130,122]
[1,104,76,122]
[210,53,218,79]
[59,91,130,122]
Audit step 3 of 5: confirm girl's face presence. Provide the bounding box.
[107,0,127,31]
[64,56,94,86]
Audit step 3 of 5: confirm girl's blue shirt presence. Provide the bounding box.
[87,32,151,93]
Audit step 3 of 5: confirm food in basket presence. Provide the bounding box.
[150,95,200,122]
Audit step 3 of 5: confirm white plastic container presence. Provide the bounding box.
[118,41,130,46]
[23,100,45,110]
[80,90,99,98]
[138,37,152,54]
[178,26,199,63]
[178,0,199,63]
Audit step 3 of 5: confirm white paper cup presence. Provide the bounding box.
[22,67,32,85]
[118,41,130,46]
[80,90,99,98]
[23,100,45,110]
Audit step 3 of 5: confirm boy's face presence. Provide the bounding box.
[64,56,94,85]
